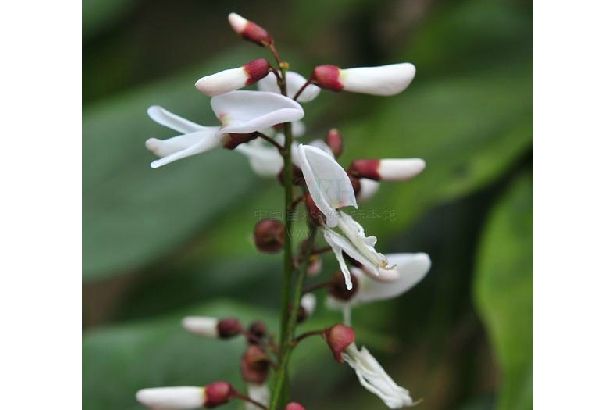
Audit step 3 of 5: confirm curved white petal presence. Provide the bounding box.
[341,63,415,96]
[148,129,223,169]
[342,344,412,408]
[297,145,357,227]
[258,71,321,102]
[136,386,204,409]
[147,106,205,133]
[357,179,380,202]
[211,91,304,134]
[235,141,283,176]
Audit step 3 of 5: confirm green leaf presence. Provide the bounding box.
[474,173,533,410]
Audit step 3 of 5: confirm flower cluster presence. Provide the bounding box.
[136,12,430,410]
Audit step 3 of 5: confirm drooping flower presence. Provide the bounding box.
[327,253,431,308]
[311,63,415,96]
[136,382,233,409]
[258,71,321,102]
[195,58,271,96]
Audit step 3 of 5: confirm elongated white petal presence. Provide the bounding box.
[136,386,205,409]
[341,63,415,96]
[297,145,357,227]
[343,344,412,408]
[246,383,270,410]
[357,179,380,202]
[235,141,283,176]
[148,129,223,169]
[301,293,317,316]
[147,106,205,133]
[211,91,304,134]
[258,71,321,102]
[378,159,425,180]
[182,316,219,337]
[195,67,248,96]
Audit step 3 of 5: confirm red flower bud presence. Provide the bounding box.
[286,403,306,410]
[349,159,380,180]
[304,194,324,226]
[324,324,355,363]
[228,13,272,46]
[246,320,268,345]
[326,128,343,157]
[241,345,270,384]
[223,133,258,150]
[277,165,304,186]
[244,58,271,85]
[349,158,426,181]
[329,271,359,301]
[204,381,234,408]
[216,318,243,339]
[311,65,343,91]
[253,219,285,253]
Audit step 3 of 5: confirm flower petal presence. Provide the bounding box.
[235,141,283,176]
[258,71,321,102]
[340,63,415,96]
[211,90,304,134]
[148,129,223,169]
[147,105,205,133]
[297,145,357,227]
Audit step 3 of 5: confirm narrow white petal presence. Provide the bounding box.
[147,106,205,133]
[337,212,389,272]
[146,127,220,158]
[246,383,270,410]
[378,158,425,180]
[258,71,321,102]
[136,386,205,409]
[301,293,317,316]
[195,67,248,97]
[341,63,415,96]
[297,145,357,227]
[211,90,304,134]
[182,316,219,337]
[342,344,413,408]
[235,141,283,176]
[149,129,223,168]
[357,179,380,202]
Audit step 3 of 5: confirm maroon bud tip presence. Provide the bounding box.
[349,159,381,180]
[223,133,258,150]
[244,58,270,85]
[246,320,268,344]
[324,324,355,363]
[312,65,343,91]
[204,381,233,408]
[286,403,306,410]
[326,129,343,157]
[329,271,359,301]
[253,219,285,253]
[216,318,242,339]
[304,194,324,226]
[241,345,270,384]
[349,175,361,197]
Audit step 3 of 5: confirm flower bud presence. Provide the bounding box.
[297,293,316,323]
[324,324,355,363]
[253,219,285,253]
[246,320,268,345]
[307,254,322,276]
[329,270,359,301]
[349,158,425,181]
[277,165,304,186]
[182,316,219,338]
[228,13,272,46]
[241,345,270,384]
[217,318,243,339]
[204,382,234,408]
[136,382,234,409]
[222,132,258,150]
[195,58,270,97]
[286,403,306,410]
[356,179,379,202]
[304,193,324,226]
[326,128,343,157]
[312,63,415,96]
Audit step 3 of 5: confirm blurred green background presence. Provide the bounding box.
[83,0,532,409]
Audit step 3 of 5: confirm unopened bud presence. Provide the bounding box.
[311,65,343,92]
[304,194,324,226]
[223,132,258,150]
[324,324,355,363]
[246,320,268,345]
[277,165,304,186]
[313,63,415,96]
[182,316,219,338]
[307,254,322,276]
[204,382,234,408]
[136,386,205,409]
[349,158,425,181]
[228,13,272,46]
[326,129,343,157]
[299,293,316,323]
[329,271,359,301]
[241,345,270,384]
[217,318,243,339]
[286,403,306,410]
[195,59,270,97]
[253,219,285,253]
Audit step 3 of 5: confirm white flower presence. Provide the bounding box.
[145,106,222,169]
[323,211,398,290]
[258,71,321,102]
[195,58,270,97]
[342,344,413,408]
[212,90,304,134]
[328,253,431,308]
[245,383,269,410]
[136,386,204,409]
[312,63,415,96]
[296,144,357,228]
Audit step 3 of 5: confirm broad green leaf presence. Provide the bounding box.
[474,173,533,410]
